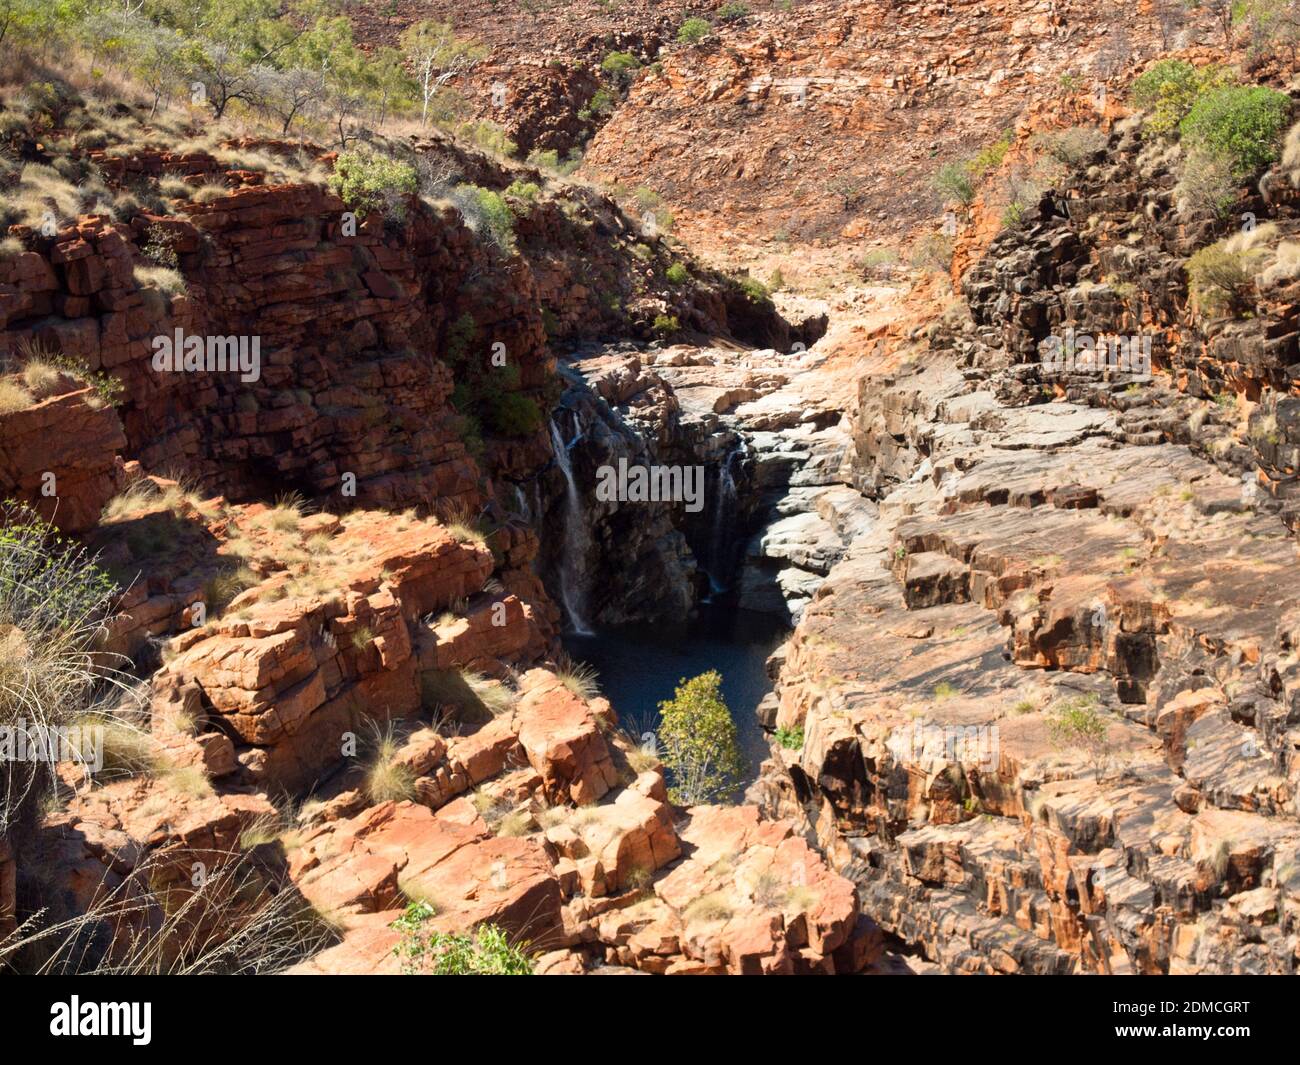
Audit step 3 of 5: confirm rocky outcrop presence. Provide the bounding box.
[276,673,869,975]
[0,377,125,533]
[752,99,1300,973]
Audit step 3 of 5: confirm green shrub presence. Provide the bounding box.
[933,161,975,205]
[738,275,772,306]
[391,904,533,974]
[657,670,742,804]
[486,392,543,437]
[455,184,516,250]
[718,1,750,19]
[329,150,418,221]
[579,87,617,120]
[1180,85,1292,176]
[503,180,541,214]
[970,130,1015,174]
[1186,235,1270,314]
[665,262,689,284]
[0,502,119,834]
[1129,60,1234,136]
[0,502,117,643]
[442,315,476,368]
[457,120,517,157]
[774,724,804,750]
[600,51,640,79]
[677,17,711,43]
[653,313,680,336]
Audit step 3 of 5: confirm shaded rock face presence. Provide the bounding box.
[529,338,868,628]
[534,369,701,628]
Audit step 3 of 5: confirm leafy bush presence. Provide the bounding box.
[329,150,418,221]
[1129,60,1234,136]
[774,724,804,750]
[456,120,518,157]
[933,161,975,205]
[677,17,711,43]
[454,184,516,250]
[665,262,689,284]
[653,313,680,337]
[600,51,640,79]
[1180,85,1292,176]
[738,275,772,305]
[391,904,533,974]
[657,670,742,804]
[486,392,543,437]
[579,87,617,120]
[718,1,750,19]
[0,502,117,640]
[503,179,541,211]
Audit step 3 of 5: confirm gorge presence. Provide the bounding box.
[2,0,1300,992]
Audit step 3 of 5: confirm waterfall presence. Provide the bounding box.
[548,417,595,635]
[706,445,742,593]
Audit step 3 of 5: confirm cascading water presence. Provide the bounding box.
[705,445,742,593]
[548,417,595,635]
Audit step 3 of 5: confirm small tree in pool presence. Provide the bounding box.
[657,670,742,804]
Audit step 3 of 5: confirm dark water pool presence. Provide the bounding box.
[562,602,788,782]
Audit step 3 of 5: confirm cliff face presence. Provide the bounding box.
[749,110,1300,975]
